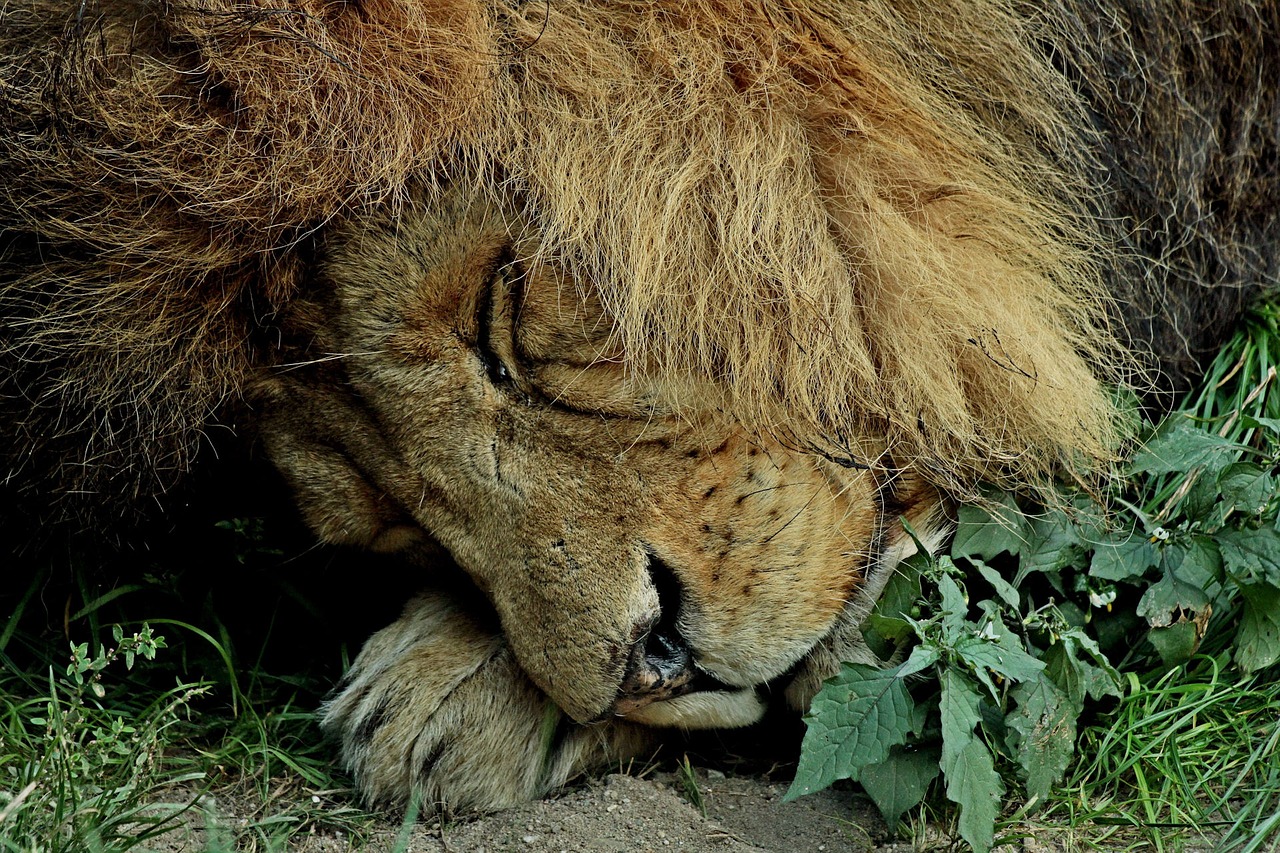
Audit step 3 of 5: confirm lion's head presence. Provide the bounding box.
[252,183,952,725]
[233,2,1130,727]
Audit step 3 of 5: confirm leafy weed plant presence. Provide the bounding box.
[0,625,207,853]
[790,296,1280,851]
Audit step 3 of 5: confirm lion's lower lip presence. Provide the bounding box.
[610,659,739,719]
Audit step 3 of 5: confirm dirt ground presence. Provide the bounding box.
[323,771,891,853]
[158,767,910,852]
[146,760,1222,852]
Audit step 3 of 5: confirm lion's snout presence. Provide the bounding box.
[608,552,739,719]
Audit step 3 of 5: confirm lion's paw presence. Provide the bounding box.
[321,592,656,814]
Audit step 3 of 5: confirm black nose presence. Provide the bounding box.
[614,620,697,716]
[611,553,715,717]
[638,626,692,682]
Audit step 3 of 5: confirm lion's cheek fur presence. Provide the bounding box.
[645,444,881,687]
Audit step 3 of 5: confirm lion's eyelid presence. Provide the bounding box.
[476,253,523,387]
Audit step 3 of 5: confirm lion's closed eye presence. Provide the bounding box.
[476,252,524,388]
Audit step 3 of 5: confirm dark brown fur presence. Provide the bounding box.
[1060,1,1280,398]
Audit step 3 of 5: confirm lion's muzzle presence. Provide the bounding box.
[608,553,738,718]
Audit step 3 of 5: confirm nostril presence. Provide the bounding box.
[645,549,685,638]
[610,550,720,718]
[626,550,689,680]
[641,623,690,682]
[639,550,694,678]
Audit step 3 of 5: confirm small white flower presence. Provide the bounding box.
[1152,527,1170,541]
[1089,589,1118,608]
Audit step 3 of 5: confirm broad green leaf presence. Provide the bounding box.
[897,645,942,678]
[1217,527,1280,586]
[1136,571,1211,628]
[1007,674,1074,802]
[940,670,1002,853]
[946,736,1002,853]
[868,563,924,646]
[1165,536,1224,592]
[786,662,917,800]
[1090,532,1158,582]
[866,613,913,647]
[1056,628,1122,701]
[937,572,969,642]
[1017,511,1086,580]
[974,560,1021,609]
[859,744,941,829]
[1217,463,1276,517]
[1137,567,1212,665]
[1242,415,1280,437]
[1234,582,1280,672]
[953,494,1026,561]
[875,563,922,622]
[1148,622,1202,667]
[1127,419,1246,477]
[1181,474,1223,522]
[1042,640,1085,708]
[940,670,982,759]
[955,635,1044,700]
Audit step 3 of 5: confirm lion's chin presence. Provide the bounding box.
[619,688,767,730]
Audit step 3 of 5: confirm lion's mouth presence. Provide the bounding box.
[605,552,768,725]
[609,623,740,719]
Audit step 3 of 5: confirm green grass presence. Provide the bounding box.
[0,520,387,852]
[0,616,377,853]
[1048,657,1280,851]
[0,631,207,852]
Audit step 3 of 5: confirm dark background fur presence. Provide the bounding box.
[1059,1,1279,397]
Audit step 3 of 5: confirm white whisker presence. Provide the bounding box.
[274,351,386,371]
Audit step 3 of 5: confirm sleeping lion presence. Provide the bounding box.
[2,0,1276,815]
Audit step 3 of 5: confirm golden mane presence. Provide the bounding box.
[489,1,1127,493]
[2,0,1135,515]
